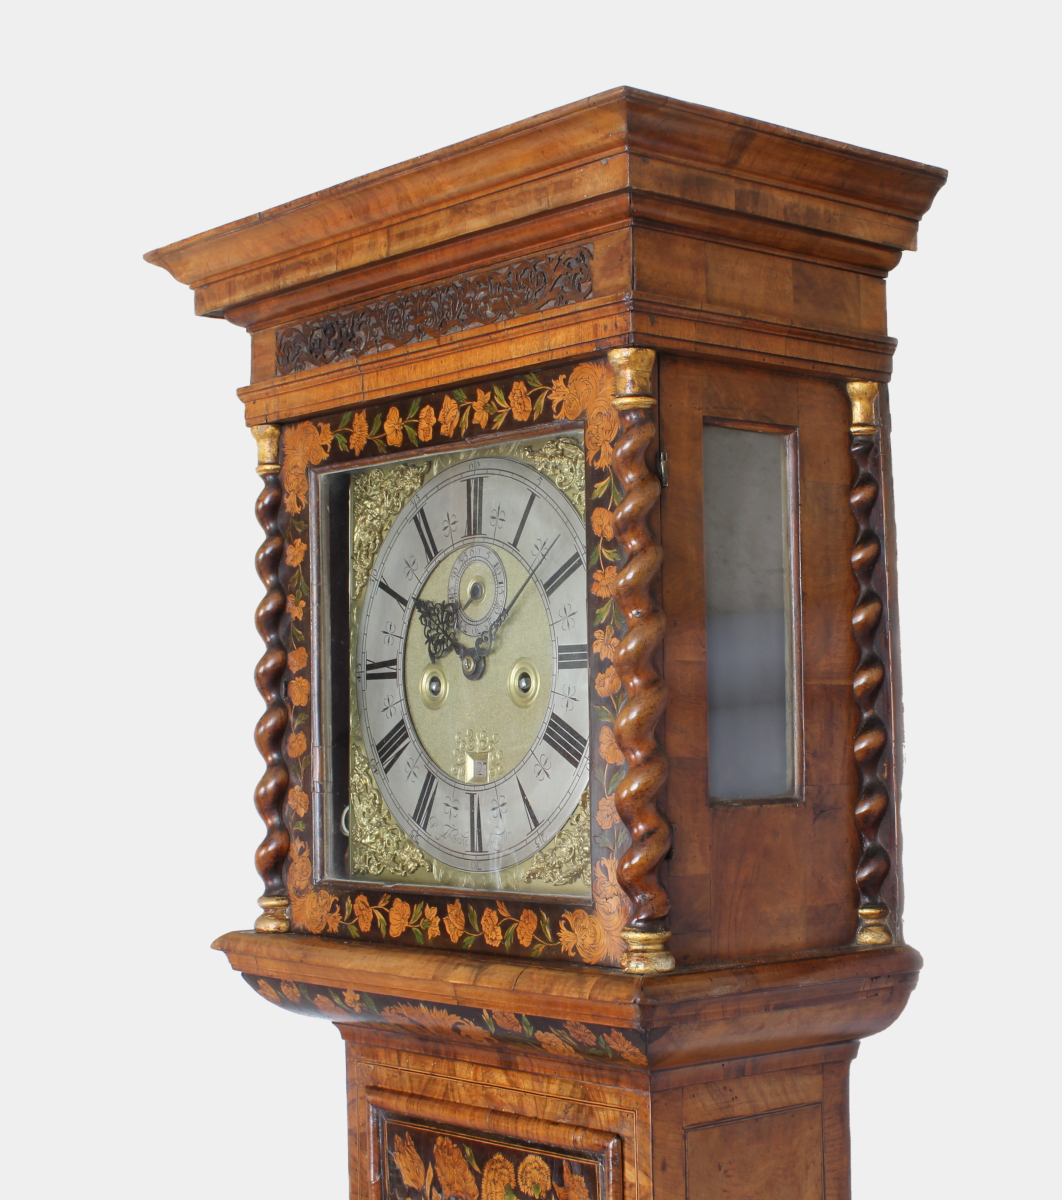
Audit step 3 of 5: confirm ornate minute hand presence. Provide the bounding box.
[489,534,559,636]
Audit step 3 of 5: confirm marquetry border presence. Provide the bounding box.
[255,357,654,966]
[244,972,647,1074]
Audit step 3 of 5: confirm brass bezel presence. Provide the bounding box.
[507,657,541,708]
[419,664,449,710]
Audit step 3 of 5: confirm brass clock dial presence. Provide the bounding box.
[354,452,589,876]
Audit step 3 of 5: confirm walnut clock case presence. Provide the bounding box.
[147,89,945,1200]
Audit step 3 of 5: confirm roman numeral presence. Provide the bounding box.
[375,719,410,773]
[512,492,536,548]
[364,658,397,680]
[558,644,588,670]
[412,772,438,829]
[517,777,538,829]
[469,794,483,853]
[543,712,587,768]
[465,476,483,537]
[412,508,438,562]
[543,552,582,597]
[378,579,408,609]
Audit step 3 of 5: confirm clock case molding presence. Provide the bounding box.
[147,87,945,1200]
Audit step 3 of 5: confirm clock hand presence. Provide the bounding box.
[491,534,559,633]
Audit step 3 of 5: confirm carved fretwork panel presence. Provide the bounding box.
[275,245,594,376]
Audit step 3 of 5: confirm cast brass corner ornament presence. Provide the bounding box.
[621,929,675,974]
[254,893,291,934]
[251,423,281,475]
[847,381,881,436]
[608,347,657,408]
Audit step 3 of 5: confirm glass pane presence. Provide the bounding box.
[703,424,794,800]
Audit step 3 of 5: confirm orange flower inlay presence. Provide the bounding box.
[599,726,625,766]
[418,404,436,443]
[384,406,404,447]
[480,908,503,947]
[590,507,614,540]
[444,899,465,943]
[350,410,369,455]
[439,395,460,437]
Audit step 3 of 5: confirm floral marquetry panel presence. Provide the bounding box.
[277,359,640,966]
[377,1116,604,1200]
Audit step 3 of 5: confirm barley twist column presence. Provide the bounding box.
[607,348,674,974]
[847,383,893,946]
[251,424,291,933]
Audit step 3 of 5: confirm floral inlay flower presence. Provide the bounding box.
[557,1161,590,1200]
[594,667,622,697]
[439,394,460,437]
[287,839,312,893]
[280,980,301,1003]
[444,899,466,943]
[518,1155,553,1199]
[516,909,537,947]
[389,897,412,937]
[599,726,625,766]
[472,388,491,429]
[593,857,629,961]
[534,1030,580,1057]
[590,507,614,540]
[591,567,617,599]
[548,362,618,468]
[313,994,345,1017]
[596,792,620,830]
[558,910,609,965]
[342,990,366,1012]
[480,908,503,947]
[603,1029,647,1066]
[286,731,307,757]
[288,646,309,672]
[490,1010,523,1034]
[509,379,532,421]
[285,538,307,567]
[353,894,374,932]
[563,1021,597,1047]
[482,1155,516,1200]
[281,421,333,514]
[256,978,281,1004]
[384,1003,459,1040]
[592,625,619,662]
[286,594,306,620]
[288,676,310,706]
[434,1137,479,1200]
[384,406,404,447]
[392,1132,426,1191]
[291,889,339,934]
[417,404,436,443]
[350,410,369,455]
[424,905,440,940]
[287,785,309,817]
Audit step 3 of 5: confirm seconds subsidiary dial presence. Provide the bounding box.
[355,455,589,874]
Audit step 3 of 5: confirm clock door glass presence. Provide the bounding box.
[316,435,592,897]
[702,423,798,801]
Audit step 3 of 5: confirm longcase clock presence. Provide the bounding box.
[147,88,946,1200]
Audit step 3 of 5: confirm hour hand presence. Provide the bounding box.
[413,598,459,663]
